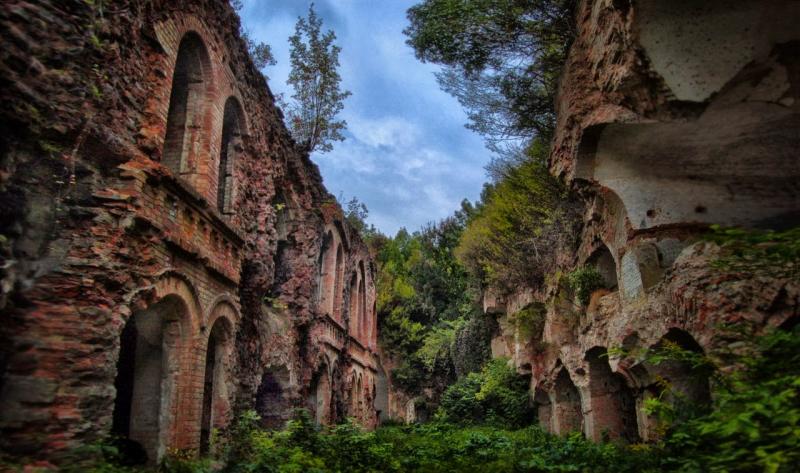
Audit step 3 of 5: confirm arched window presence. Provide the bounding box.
[349,273,359,336]
[317,228,344,322]
[163,33,210,177]
[333,245,344,320]
[358,261,367,341]
[217,97,244,214]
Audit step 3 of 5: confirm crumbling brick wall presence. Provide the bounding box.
[488,0,800,443]
[0,0,379,463]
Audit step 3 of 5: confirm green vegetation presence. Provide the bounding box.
[32,325,797,473]
[455,142,582,294]
[510,302,547,341]
[437,358,533,428]
[706,225,800,279]
[374,209,486,396]
[564,265,604,306]
[404,0,575,154]
[659,324,800,472]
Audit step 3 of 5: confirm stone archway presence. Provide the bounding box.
[585,347,639,442]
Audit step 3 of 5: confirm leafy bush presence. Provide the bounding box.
[437,358,533,428]
[662,325,800,472]
[565,265,604,306]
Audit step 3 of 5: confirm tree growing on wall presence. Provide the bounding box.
[284,4,351,154]
[231,1,277,73]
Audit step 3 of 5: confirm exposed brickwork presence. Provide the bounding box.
[0,0,379,463]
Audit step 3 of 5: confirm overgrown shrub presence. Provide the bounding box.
[565,265,604,306]
[510,302,547,341]
[437,358,533,428]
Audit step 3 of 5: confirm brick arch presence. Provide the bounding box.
[348,270,361,336]
[111,291,195,464]
[161,32,214,179]
[199,313,234,453]
[125,270,203,335]
[153,16,227,201]
[205,294,240,328]
[552,364,583,436]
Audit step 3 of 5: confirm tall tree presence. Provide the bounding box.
[404,0,574,160]
[285,4,351,153]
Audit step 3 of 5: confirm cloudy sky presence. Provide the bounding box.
[238,0,490,236]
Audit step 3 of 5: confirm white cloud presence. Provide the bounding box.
[242,1,492,235]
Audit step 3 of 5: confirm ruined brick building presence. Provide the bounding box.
[483,0,800,443]
[0,0,380,463]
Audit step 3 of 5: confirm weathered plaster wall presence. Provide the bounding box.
[0,0,379,463]
[491,0,800,443]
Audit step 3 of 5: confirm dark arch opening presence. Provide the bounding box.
[163,32,209,176]
[588,245,618,290]
[553,367,583,435]
[200,317,230,454]
[317,231,335,315]
[217,97,243,214]
[309,365,331,425]
[650,329,712,419]
[256,366,290,429]
[111,296,187,464]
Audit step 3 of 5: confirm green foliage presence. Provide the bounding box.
[341,195,379,240]
[662,325,800,472]
[565,265,604,306]
[510,302,546,341]
[456,142,581,293]
[285,4,351,153]
[452,312,497,377]
[375,211,483,399]
[437,358,533,428]
[706,225,800,279]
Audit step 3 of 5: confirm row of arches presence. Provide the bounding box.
[162,31,247,216]
[316,225,375,345]
[111,275,238,463]
[534,329,711,443]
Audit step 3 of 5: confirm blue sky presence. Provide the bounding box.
[238,0,490,236]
